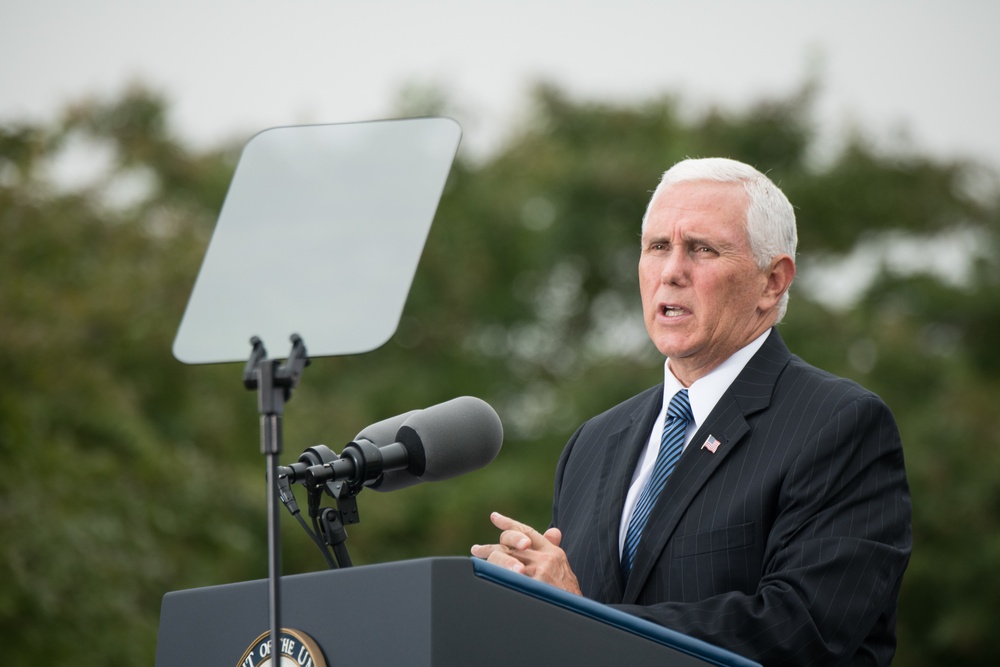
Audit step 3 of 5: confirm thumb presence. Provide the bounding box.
[543,527,563,547]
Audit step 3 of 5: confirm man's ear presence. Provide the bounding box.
[761,255,796,310]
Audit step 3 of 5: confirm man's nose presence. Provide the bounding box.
[659,248,689,285]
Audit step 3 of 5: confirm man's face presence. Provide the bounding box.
[639,179,777,385]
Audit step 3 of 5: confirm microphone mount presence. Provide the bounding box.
[302,439,402,492]
[276,438,394,570]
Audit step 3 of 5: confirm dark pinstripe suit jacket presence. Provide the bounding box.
[552,329,911,666]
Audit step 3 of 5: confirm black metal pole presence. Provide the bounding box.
[262,414,283,665]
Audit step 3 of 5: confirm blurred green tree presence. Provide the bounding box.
[0,81,997,665]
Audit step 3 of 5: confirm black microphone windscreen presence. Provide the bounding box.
[394,396,503,483]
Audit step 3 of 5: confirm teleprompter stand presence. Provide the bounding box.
[242,334,310,667]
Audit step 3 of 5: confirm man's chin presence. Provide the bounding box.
[654,338,696,361]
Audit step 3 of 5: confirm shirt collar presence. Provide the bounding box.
[661,328,771,430]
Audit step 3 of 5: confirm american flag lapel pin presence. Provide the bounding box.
[701,434,721,454]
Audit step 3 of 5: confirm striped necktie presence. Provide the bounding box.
[621,388,692,581]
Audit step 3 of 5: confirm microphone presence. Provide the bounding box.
[304,396,503,492]
[377,396,503,491]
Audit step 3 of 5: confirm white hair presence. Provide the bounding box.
[641,157,798,321]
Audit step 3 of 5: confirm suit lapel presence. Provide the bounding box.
[591,385,662,603]
[622,329,792,603]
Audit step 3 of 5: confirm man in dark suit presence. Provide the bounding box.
[471,158,911,665]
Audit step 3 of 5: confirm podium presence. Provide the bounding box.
[155,557,759,666]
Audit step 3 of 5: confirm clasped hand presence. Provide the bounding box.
[470,512,582,596]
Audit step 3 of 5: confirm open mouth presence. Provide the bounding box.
[661,305,687,318]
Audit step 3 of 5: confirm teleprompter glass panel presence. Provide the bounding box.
[172,117,461,364]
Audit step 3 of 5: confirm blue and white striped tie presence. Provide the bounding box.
[621,389,692,581]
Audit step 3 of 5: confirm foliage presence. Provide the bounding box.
[1,82,998,665]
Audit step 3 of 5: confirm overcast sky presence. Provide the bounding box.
[2,0,998,167]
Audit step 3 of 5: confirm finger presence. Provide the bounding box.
[471,541,530,559]
[499,529,532,551]
[543,527,562,547]
[490,512,545,548]
[470,543,502,559]
[490,511,534,534]
[485,550,525,574]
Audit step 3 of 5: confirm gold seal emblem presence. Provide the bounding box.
[236,628,327,667]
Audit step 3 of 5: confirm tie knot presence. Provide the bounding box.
[666,389,692,423]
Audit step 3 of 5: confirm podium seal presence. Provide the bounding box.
[236,628,327,667]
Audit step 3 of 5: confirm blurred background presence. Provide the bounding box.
[2,2,998,665]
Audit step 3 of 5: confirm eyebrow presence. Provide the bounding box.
[642,233,720,247]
